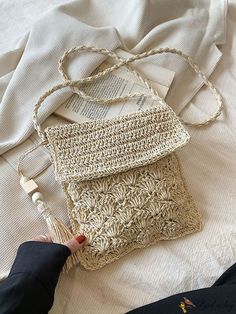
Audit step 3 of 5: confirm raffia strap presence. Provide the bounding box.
[33,45,223,143]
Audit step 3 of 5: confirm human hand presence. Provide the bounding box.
[31,234,86,253]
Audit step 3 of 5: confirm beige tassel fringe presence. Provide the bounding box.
[36,200,80,272]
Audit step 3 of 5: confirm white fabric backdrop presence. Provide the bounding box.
[1,1,236,313]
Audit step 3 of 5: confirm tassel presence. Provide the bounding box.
[20,176,79,272]
[35,199,80,272]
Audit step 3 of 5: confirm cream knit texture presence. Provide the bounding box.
[45,104,189,183]
[64,153,201,270]
[42,75,197,270]
[31,44,224,270]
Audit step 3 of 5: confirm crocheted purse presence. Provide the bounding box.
[26,46,222,270]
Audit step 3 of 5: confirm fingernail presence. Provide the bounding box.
[76,235,86,244]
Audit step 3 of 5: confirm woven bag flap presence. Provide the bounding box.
[45,105,190,182]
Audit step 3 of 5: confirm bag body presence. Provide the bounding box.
[63,153,201,270]
[43,103,201,270]
[27,45,223,270]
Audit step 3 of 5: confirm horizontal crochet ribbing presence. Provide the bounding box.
[45,105,189,182]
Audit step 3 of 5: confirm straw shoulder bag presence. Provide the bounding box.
[18,46,222,271]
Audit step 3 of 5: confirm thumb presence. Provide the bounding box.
[64,235,86,253]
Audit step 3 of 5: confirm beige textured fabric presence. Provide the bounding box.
[30,42,223,270]
[30,46,213,270]
[42,85,198,270]
[45,105,189,182]
[65,153,201,270]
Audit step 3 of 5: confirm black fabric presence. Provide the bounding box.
[0,241,236,314]
[127,262,236,314]
[0,241,71,314]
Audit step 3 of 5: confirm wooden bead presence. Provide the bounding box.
[32,192,44,204]
[20,179,38,195]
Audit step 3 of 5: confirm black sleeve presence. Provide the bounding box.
[0,241,71,314]
[126,263,236,314]
[212,262,236,286]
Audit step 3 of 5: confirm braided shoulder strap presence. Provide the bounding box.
[33,45,223,143]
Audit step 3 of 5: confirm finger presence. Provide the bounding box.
[64,235,86,253]
[29,234,52,243]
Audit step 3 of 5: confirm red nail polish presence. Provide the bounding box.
[76,235,86,244]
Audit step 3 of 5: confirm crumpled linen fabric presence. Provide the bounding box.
[0,0,226,155]
[2,1,236,314]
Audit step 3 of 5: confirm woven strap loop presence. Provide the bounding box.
[32,45,223,143]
